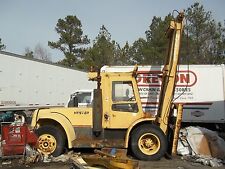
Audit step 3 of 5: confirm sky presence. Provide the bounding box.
[0,0,225,62]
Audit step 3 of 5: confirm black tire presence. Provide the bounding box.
[35,125,66,157]
[130,124,168,161]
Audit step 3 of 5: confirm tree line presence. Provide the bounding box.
[1,3,224,69]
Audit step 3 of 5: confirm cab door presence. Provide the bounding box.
[104,75,143,128]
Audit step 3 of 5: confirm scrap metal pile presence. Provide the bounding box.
[177,126,225,167]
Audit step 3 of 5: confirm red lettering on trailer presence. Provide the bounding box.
[137,70,197,87]
[142,76,151,84]
[152,76,159,83]
[177,73,190,83]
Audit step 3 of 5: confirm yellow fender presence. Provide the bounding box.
[35,111,76,149]
[124,118,155,148]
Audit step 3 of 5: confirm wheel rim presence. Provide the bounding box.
[138,133,160,155]
[37,134,57,155]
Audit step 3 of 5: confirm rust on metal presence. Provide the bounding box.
[83,148,139,169]
[73,138,125,148]
[143,112,155,118]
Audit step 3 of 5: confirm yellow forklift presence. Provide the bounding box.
[31,11,184,161]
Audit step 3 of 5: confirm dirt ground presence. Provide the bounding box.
[0,156,224,169]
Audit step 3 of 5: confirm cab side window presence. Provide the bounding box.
[112,81,138,112]
[112,81,135,102]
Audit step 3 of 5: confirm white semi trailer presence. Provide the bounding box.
[0,51,95,122]
[69,65,225,130]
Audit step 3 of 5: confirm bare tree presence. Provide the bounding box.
[24,47,34,58]
[34,43,52,62]
[24,44,52,62]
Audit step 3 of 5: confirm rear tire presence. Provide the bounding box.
[35,125,66,157]
[130,124,167,161]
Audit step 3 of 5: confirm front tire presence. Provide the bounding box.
[130,124,168,161]
[35,125,66,157]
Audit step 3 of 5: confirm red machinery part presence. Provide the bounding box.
[1,123,37,156]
